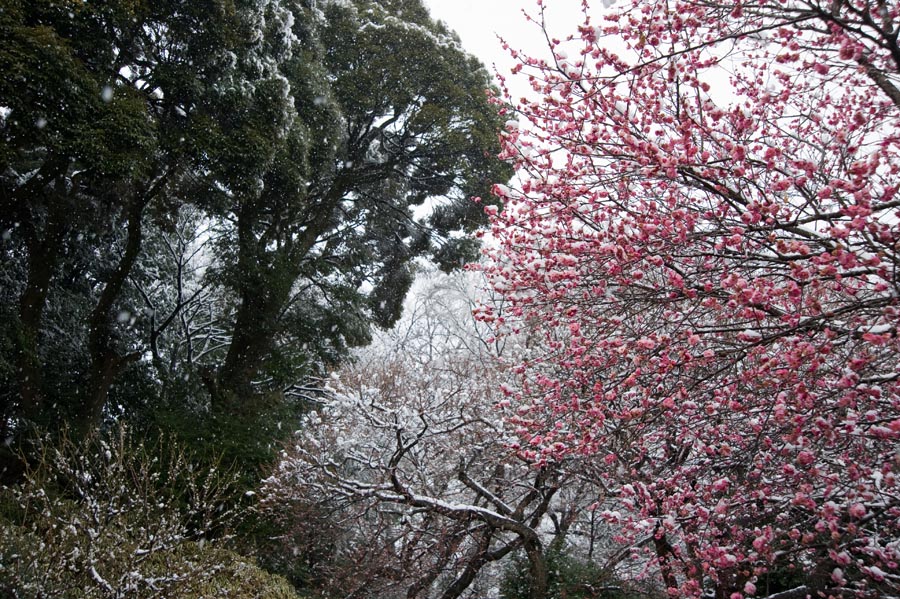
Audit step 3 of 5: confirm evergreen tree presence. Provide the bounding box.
[0,0,510,446]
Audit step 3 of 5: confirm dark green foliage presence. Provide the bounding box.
[754,565,810,597]
[146,391,296,489]
[0,0,509,433]
[0,0,252,431]
[246,495,345,593]
[500,547,657,599]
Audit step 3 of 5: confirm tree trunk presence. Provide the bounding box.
[215,208,298,407]
[13,195,68,426]
[523,538,550,599]
[436,529,494,599]
[214,199,335,409]
[77,195,148,431]
[215,286,288,405]
[653,525,680,593]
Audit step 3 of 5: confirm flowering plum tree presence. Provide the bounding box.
[483,0,900,597]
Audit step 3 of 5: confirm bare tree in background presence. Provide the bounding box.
[261,270,624,599]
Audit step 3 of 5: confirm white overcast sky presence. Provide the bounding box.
[422,0,593,93]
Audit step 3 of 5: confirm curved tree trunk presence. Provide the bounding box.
[436,529,494,599]
[215,218,297,409]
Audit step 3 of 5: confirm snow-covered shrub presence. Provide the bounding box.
[0,426,250,597]
[179,543,305,598]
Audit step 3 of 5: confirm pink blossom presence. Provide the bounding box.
[636,337,656,349]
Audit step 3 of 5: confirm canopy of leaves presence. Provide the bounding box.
[0,0,510,436]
